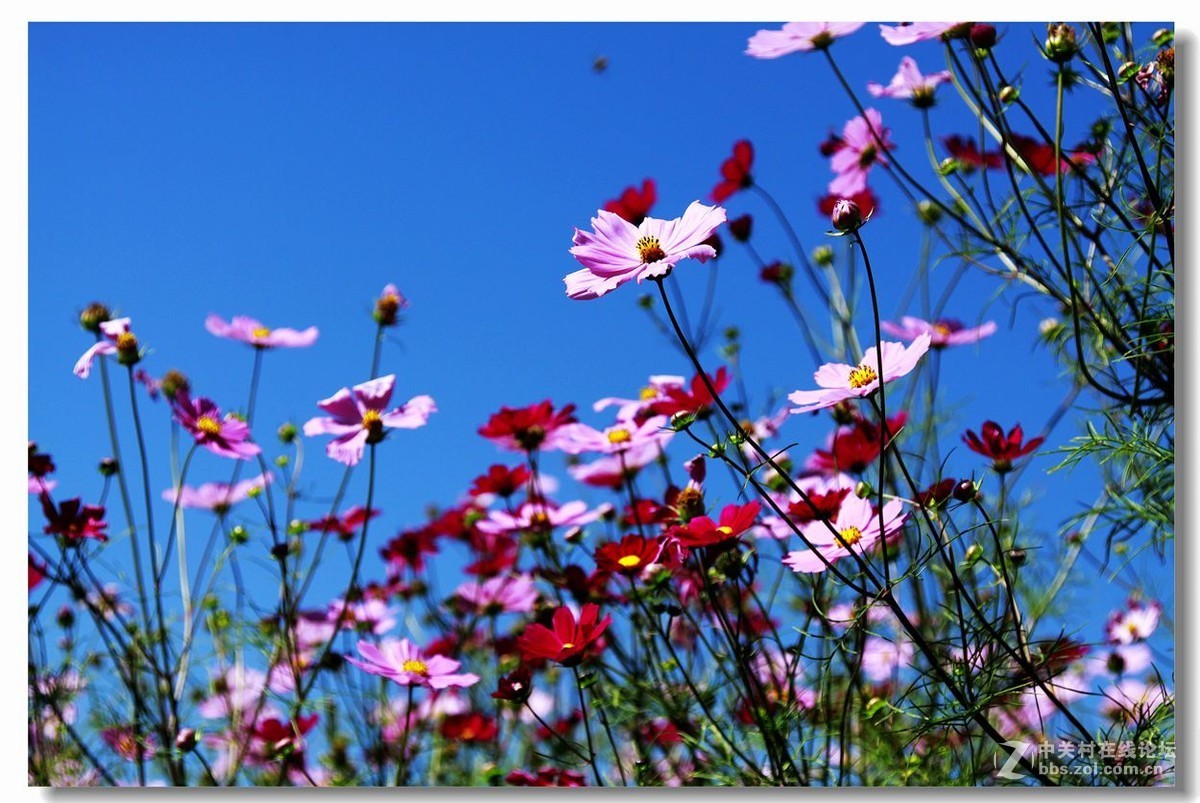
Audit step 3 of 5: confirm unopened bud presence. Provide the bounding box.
[998,85,1019,104]
[831,199,864,232]
[952,480,977,502]
[969,23,997,51]
[277,422,298,444]
[727,214,753,242]
[79,302,111,333]
[812,245,834,267]
[916,200,942,226]
[229,525,249,545]
[1045,23,1077,63]
[98,457,120,477]
[1006,547,1027,567]
[175,728,197,753]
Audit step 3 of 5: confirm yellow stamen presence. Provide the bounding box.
[560,642,576,651]
[932,323,952,337]
[617,555,642,568]
[847,364,879,390]
[362,409,383,429]
[636,235,667,263]
[717,526,733,536]
[606,428,632,445]
[196,416,222,436]
[251,326,271,339]
[639,386,659,401]
[401,659,429,676]
[837,526,863,547]
[116,332,138,351]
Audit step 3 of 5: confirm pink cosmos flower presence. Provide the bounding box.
[198,667,268,719]
[592,375,686,421]
[568,441,662,488]
[1106,599,1162,644]
[327,597,397,635]
[861,636,915,682]
[881,316,997,348]
[346,638,480,690]
[73,318,138,379]
[879,22,968,46]
[303,375,436,466]
[455,574,539,615]
[867,57,951,107]
[205,314,318,349]
[746,22,865,57]
[1099,679,1171,724]
[565,201,726,300]
[789,334,931,414]
[1085,643,1152,678]
[829,109,894,197]
[554,415,672,456]
[161,472,273,513]
[101,726,157,762]
[172,394,261,460]
[782,493,907,573]
[477,500,600,536]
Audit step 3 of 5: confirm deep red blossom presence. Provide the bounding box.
[516,603,611,667]
[622,498,673,529]
[30,554,46,591]
[380,527,440,575]
[602,179,657,226]
[306,506,380,541]
[646,367,730,419]
[427,504,483,541]
[760,261,794,285]
[594,534,665,576]
[492,664,533,703]
[41,496,109,545]
[819,133,845,157]
[29,442,55,478]
[464,532,519,577]
[711,139,754,202]
[807,412,908,475]
[915,478,958,509]
[963,421,1044,473]
[727,214,753,242]
[469,464,531,499]
[818,189,878,220]
[440,712,498,743]
[787,487,852,524]
[943,135,1002,170]
[669,501,761,548]
[252,713,319,757]
[1006,133,1098,176]
[478,400,578,452]
[637,718,685,747]
[506,767,587,787]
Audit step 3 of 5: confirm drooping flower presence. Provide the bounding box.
[668,501,762,549]
[478,400,578,452]
[867,57,951,107]
[962,421,1044,473]
[374,284,409,327]
[710,140,754,203]
[492,664,533,703]
[73,318,141,378]
[346,638,480,689]
[565,201,726,300]
[882,316,996,348]
[829,109,894,197]
[516,603,611,667]
[603,179,657,226]
[205,314,318,349]
[879,22,970,46]
[746,22,865,57]
[782,494,907,573]
[1106,599,1162,645]
[818,189,879,220]
[594,534,666,576]
[41,496,109,545]
[788,334,931,414]
[172,394,262,460]
[161,472,273,514]
[303,375,436,466]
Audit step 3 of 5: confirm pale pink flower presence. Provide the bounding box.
[303,374,436,466]
[455,574,539,615]
[1086,643,1153,678]
[198,667,268,719]
[879,22,967,46]
[29,476,57,494]
[568,441,662,488]
[829,109,894,197]
[565,201,726,300]
[861,636,915,682]
[73,318,135,379]
[789,334,931,414]
[161,472,273,513]
[327,597,398,635]
[881,316,996,348]
[554,415,672,456]
[745,22,865,57]
[1100,679,1171,723]
[347,638,479,690]
[205,314,318,349]
[866,57,951,106]
[1106,599,1162,644]
[476,500,599,535]
[592,375,685,420]
[782,494,907,573]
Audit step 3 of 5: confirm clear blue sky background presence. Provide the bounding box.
[28,22,1172,717]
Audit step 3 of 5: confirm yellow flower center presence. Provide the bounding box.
[251,326,271,339]
[859,143,878,168]
[932,323,952,337]
[837,526,863,547]
[809,30,834,49]
[636,235,667,263]
[530,510,551,528]
[401,659,429,676]
[560,642,576,651]
[116,332,138,351]
[617,555,642,568]
[196,416,222,436]
[607,428,632,445]
[717,526,734,536]
[639,386,659,401]
[362,409,383,429]
[848,364,879,390]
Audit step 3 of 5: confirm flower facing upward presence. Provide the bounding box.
[789,334,931,414]
[303,375,436,466]
[829,109,894,197]
[745,22,865,57]
[594,534,666,576]
[1106,599,1162,645]
[710,140,754,203]
[205,314,318,349]
[74,318,141,378]
[668,501,762,549]
[782,494,907,574]
[867,57,951,107]
[565,201,726,300]
[603,179,657,226]
[172,394,262,460]
[517,603,611,667]
[962,421,1044,473]
[346,638,480,689]
[881,316,997,348]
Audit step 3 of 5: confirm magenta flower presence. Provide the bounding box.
[789,334,931,414]
[73,318,138,379]
[866,57,951,107]
[346,638,480,690]
[782,494,907,573]
[162,472,273,513]
[302,374,436,466]
[172,394,261,460]
[828,109,894,197]
[881,316,996,348]
[205,314,318,349]
[477,500,600,536]
[565,201,726,300]
[879,22,967,46]
[746,22,865,57]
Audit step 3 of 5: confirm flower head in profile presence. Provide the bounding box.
[710,140,754,203]
[943,135,1003,171]
[882,316,996,348]
[829,109,894,197]
[102,726,157,762]
[565,201,726,300]
[1007,133,1098,176]
[603,179,657,226]
[867,57,951,107]
[74,318,142,378]
[962,421,1044,473]
[172,394,262,460]
[162,472,273,514]
[455,574,539,615]
[789,334,931,414]
[782,494,907,573]
[374,284,409,327]
[303,375,436,466]
[205,314,318,349]
[346,638,479,690]
[554,415,672,456]
[306,506,380,541]
[479,400,578,452]
[879,22,970,46]
[669,501,762,549]
[746,22,865,57]
[517,603,611,667]
[805,412,908,475]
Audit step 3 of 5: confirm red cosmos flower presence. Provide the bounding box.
[28,442,55,478]
[963,421,1044,473]
[646,367,730,419]
[538,564,616,605]
[594,534,665,576]
[41,495,109,545]
[469,464,531,499]
[819,189,879,220]
[464,532,519,577]
[380,526,440,575]
[29,554,46,591]
[252,713,319,757]
[603,178,657,226]
[441,712,498,743]
[622,498,673,528]
[727,214,753,242]
[819,132,845,156]
[787,487,852,524]
[943,135,1002,170]
[669,501,762,548]
[492,664,533,703]
[1006,133,1098,176]
[516,603,611,667]
[711,139,754,203]
[805,412,908,475]
[478,400,578,452]
[915,478,958,508]
[306,506,380,541]
[506,767,587,787]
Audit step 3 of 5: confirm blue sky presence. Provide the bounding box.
[27,21,1172,714]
